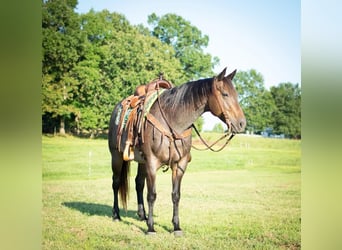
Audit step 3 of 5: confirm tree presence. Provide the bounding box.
[191,117,204,136]
[148,13,219,80]
[42,0,83,134]
[71,10,184,135]
[212,123,224,133]
[234,69,276,133]
[42,8,225,135]
[71,10,132,134]
[270,83,301,138]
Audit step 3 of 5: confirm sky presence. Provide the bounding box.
[76,0,300,131]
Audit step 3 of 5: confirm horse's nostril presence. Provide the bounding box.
[239,119,246,130]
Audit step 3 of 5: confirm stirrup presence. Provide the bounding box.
[123,142,134,161]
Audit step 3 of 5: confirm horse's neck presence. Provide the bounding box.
[166,101,206,132]
[159,80,210,132]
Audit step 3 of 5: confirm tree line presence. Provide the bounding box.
[42,0,300,138]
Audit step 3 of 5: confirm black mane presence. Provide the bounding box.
[160,77,213,114]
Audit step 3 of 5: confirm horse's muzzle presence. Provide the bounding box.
[238,117,246,132]
[229,117,246,133]
[219,112,246,133]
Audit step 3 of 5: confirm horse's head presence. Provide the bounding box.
[208,67,246,133]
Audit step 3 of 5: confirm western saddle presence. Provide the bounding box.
[116,74,174,161]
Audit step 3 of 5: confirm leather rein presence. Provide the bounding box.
[191,124,235,152]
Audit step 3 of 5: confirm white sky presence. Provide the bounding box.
[76,0,300,130]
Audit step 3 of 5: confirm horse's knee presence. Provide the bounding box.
[147,192,156,203]
[172,191,180,203]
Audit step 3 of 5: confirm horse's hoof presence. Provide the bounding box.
[146,231,157,236]
[112,217,121,222]
[174,230,183,237]
[137,214,147,221]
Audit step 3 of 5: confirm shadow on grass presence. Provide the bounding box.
[62,201,173,234]
[62,202,112,217]
[62,201,138,218]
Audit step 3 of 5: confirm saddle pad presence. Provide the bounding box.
[114,88,166,128]
[143,88,166,117]
[114,105,132,127]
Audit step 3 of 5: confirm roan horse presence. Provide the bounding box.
[108,67,246,235]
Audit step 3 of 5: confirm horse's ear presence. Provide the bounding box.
[216,67,227,81]
[227,69,237,80]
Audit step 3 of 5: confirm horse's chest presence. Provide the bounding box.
[154,137,191,164]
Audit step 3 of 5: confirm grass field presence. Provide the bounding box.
[42,134,301,249]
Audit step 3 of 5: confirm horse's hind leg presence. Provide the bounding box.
[112,175,120,221]
[135,163,147,220]
[111,151,123,221]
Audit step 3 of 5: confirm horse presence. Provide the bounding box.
[108,67,246,235]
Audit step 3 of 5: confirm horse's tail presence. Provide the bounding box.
[119,160,130,211]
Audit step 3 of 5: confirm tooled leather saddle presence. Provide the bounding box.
[115,75,173,161]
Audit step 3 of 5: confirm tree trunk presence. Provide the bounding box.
[59,116,65,135]
[75,115,80,135]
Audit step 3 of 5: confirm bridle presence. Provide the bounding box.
[190,77,237,152]
[210,78,233,132]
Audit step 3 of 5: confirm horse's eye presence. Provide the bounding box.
[222,92,229,97]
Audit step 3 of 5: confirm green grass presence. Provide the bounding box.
[42,134,301,249]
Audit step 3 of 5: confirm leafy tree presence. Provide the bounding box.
[42,0,83,134]
[41,7,230,136]
[148,13,219,80]
[71,10,132,134]
[270,83,301,138]
[212,123,224,133]
[191,117,204,136]
[234,69,276,133]
[72,10,184,134]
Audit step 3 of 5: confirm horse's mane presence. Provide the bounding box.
[159,77,213,115]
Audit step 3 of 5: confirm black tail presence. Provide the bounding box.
[119,160,130,210]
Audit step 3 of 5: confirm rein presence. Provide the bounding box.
[191,124,235,152]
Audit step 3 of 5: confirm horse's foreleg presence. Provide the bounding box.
[146,164,157,234]
[135,163,147,220]
[171,160,187,236]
